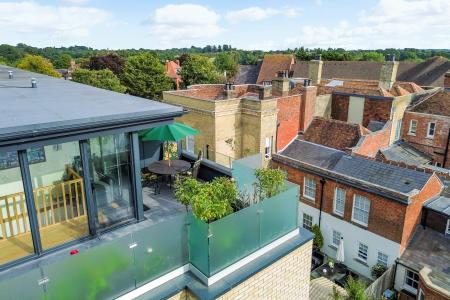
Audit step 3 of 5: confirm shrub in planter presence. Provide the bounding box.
[174,177,202,211]
[311,224,324,249]
[254,168,286,201]
[371,263,387,279]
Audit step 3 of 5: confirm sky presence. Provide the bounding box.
[0,0,449,50]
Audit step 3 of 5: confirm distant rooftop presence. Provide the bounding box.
[273,139,434,202]
[379,141,432,166]
[0,65,182,144]
[425,196,450,217]
[408,88,450,117]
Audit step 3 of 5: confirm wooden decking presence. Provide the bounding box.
[0,216,88,265]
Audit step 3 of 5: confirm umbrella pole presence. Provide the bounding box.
[167,141,171,167]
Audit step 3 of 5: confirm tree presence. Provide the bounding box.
[331,277,369,300]
[179,54,222,87]
[17,55,61,77]
[88,53,125,76]
[71,69,126,93]
[0,44,23,63]
[121,52,174,99]
[361,52,384,62]
[254,168,286,200]
[52,53,72,69]
[214,52,239,80]
[311,224,324,249]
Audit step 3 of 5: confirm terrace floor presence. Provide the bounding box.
[142,184,186,224]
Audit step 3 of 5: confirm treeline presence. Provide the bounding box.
[1,43,448,67]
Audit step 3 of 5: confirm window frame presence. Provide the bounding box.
[302,213,313,231]
[357,242,368,261]
[404,269,419,293]
[264,137,272,158]
[427,122,436,138]
[418,288,425,300]
[377,251,388,267]
[395,118,402,141]
[303,177,316,201]
[408,120,417,136]
[333,187,346,216]
[445,219,450,235]
[351,194,371,227]
[332,230,341,247]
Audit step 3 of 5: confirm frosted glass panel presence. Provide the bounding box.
[209,203,260,275]
[188,213,209,276]
[0,266,45,300]
[44,234,135,300]
[134,214,188,286]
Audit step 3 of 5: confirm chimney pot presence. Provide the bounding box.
[31,78,37,88]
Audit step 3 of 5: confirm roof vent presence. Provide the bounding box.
[8,71,13,79]
[384,54,396,62]
[31,78,37,88]
[315,54,322,61]
[403,180,411,185]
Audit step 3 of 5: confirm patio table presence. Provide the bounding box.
[147,159,191,176]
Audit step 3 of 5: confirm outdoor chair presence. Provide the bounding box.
[141,171,161,194]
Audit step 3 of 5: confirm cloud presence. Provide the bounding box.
[62,0,91,4]
[286,0,450,49]
[0,1,110,40]
[149,4,223,47]
[225,6,301,24]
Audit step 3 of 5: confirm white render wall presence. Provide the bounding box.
[299,202,402,278]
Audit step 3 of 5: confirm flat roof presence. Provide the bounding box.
[273,139,433,202]
[0,65,183,143]
[425,196,450,216]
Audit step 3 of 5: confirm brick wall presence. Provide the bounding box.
[272,161,442,249]
[331,94,349,122]
[217,240,312,300]
[362,98,392,127]
[401,111,450,168]
[353,122,392,157]
[445,72,450,89]
[418,268,450,300]
[424,209,448,234]
[277,95,301,150]
[300,86,318,132]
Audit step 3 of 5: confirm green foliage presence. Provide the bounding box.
[179,54,223,87]
[214,52,239,79]
[71,69,126,93]
[361,51,385,62]
[345,277,369,300]
[121,52,174,99]
[311,224,324,249]
[52,53,72,69]
[16,54,61,77]
[174,177,202,209]
[371,263,387,279]
[0,44,24,63]
[254,168,286,200]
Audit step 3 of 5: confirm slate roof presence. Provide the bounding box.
[408,88,450,117]
[234,62,261,84]
[0,65,183,143]
[379,141,432,166]
[292,57,450,87]
[303,117,368,151]
[256,54,294,84]
[274,139,434,201]
[367,120,386,132]
[425,196,450,217]
[399,227,450,291]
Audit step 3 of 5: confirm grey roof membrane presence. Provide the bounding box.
[0,65,182,140]
[279,140,433,196]
[425,196,450,216]
[380,141,431,166]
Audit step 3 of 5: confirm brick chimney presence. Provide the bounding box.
[299,85,317,132]
[272,70,290,96]
[378,54,399,90]
[258,85,272,100]
[223,83,236,99]
[445,72,450,89]
[308,55,323,85]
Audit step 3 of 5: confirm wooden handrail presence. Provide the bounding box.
[0,177,86,240]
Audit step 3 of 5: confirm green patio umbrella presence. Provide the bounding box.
[139,122,199,166]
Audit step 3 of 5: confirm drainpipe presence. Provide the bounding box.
[275,122,280,153]
[442,129,450,168]
[393,258,399,289]
[421,208,428,229]
[318,178,326,227]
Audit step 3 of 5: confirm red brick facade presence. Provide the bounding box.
[277,95,301,150]
[331,94,349,122]
[353,122,392,157]
[299,86,317,132]
[401,111,450,168]
[271,161,442,250]
[418,274,450,300]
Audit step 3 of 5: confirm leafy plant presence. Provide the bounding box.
[17,54,61,77]
[174,177,202,211]
[71,68,126,92]
[179,54,223,87]
[254,167,286,201]
[311,224,324,249]
[345,277,369,300]
[371,263,387,279]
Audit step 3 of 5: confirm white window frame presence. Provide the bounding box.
[418,288,425,300]
[408,120,417,135]
[357,242,368,261]
[303,177,316,201]
[427,122,436,138]
[264,137,272,158]
[333,188,346,216]
[395,118,402,141]
[404,269,419,293]
[377,251,388,267]
[332,230,341,247]
[446,219,450,235]
[351,195,371,227]
[302,213,313,231]
[185,135,195,153]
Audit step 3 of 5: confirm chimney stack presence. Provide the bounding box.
[258,85,272,100]
[223,82,236,99]
[31,78,37,88]
[378,54,399,90]
[8,71,13,79]
[272,70,290,96]
[308,56,323,85]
